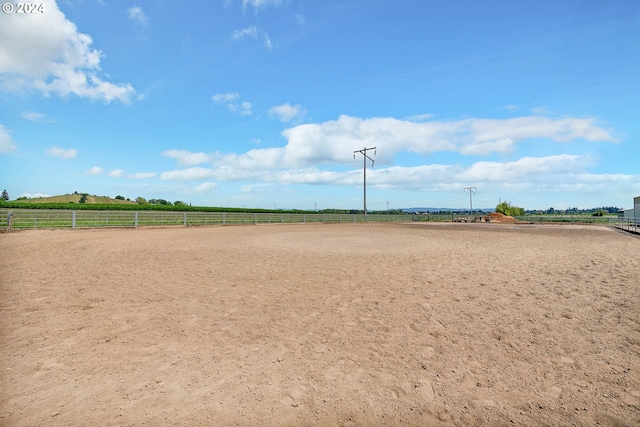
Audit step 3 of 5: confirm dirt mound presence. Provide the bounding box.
[484,212,516,223]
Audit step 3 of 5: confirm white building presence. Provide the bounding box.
[618,196,639,219]
[619,208,635,219]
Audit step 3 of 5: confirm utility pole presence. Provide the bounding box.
[386,201,389,216]
[353,146,376,220]
[464,187,477,217]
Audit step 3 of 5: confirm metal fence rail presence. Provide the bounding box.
[514,215,615,224]
[4,209,633,232]
[609,217,639,234]
[1,209,408,231]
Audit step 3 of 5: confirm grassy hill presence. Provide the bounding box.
[16,194,136,205]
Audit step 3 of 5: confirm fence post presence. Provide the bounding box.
[339,214,342,223]
[72,211,76,230]
[6,211,12,232]
[223,212,226,225]
[184,212,187,226]
[254,213,257,225]
[281,214,284,224]
[135,212,138,228]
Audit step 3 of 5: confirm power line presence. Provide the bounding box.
[464,187,477,216]
[353,146,376,220]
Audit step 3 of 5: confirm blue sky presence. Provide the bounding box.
[1,0,638,211]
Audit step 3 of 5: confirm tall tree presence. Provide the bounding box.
[1,189,8,201]
[496,201,525,217]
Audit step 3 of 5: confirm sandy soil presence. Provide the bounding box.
[1,222,639,426]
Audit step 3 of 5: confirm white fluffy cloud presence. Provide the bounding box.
[161,167,219,181]
[232,26,258,40]
[0,0,136,103]
[158,154,634,195]
[231,25,272,49]
[240,0,284,12]
[21,111,52,122]
[158,114,622,195]
[128,172,157,179]
[46,146,77,159]
[275,114,616,166]
[212,92,239,103]
[84,166,103,175]
[459,138,515,155]
[194,182,217,193]
[454,155,584,182]
[531,106,549,115]
[127,6,148,26]
[229,101,253,116]
[0,125,17,155]
[108,169,124,177]
[212,92,252,116]
[268,103,306,122]
[163,149,212,166]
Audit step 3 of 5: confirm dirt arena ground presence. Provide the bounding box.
[1,222,639,426]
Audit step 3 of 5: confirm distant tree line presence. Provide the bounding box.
[134,197,188,207]
[528,206,621,215]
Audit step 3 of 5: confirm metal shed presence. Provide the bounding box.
[619,208,635,219]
